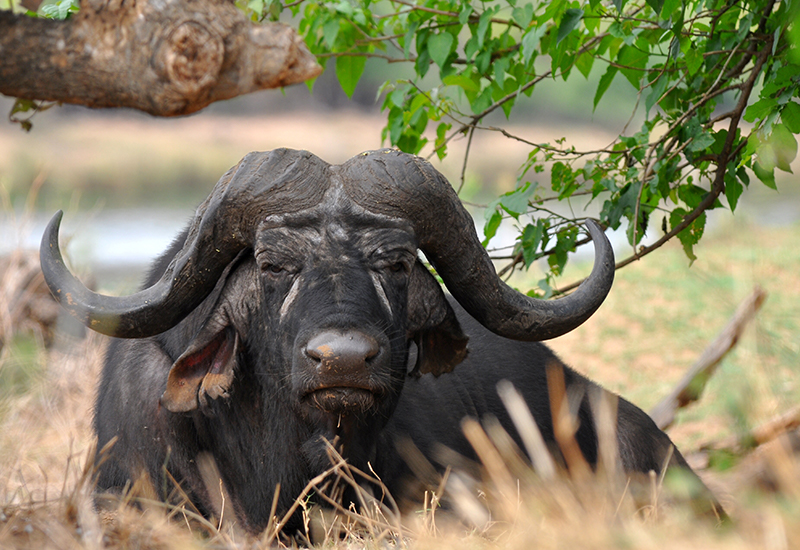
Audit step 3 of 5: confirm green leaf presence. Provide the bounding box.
[428,32,454,69]
[443,74,480,94]
[753,161,777,189]
[522,26,547,65]
[645,0,664,17]
[575,52,595,79]
[386,106,404,145]
[475,49,492,74]
[613,0,626,13]
[476,9,494,49]
[470,85,493,113]
[482,205,503,246]
[323,19,340,48]
[408,92,429,116]
[520,221,546,267]
[744,97,777,123]
[542,0,566,27]
[384,87,406,109]
[435,122,450,160]
[686,130,716,153]
[617,45,648,89]
[754,124,798,174]
[781,102,800,133]
[557,9,584,45]
[548,227,578,274]
[668,36,680,60]
[464,36,480,61]
[459,5,474,25]
[9,99,37,132]
[645,74,668,114]
[247,0,264,19]
[660,0,681,17]
[677,184,708,210]
[40,0,79,19]
[593,65,618,110]
[415,46,432,79]
[494,56,510,89]
[670,209,705,264]
[608,21,625,39]
[725,173,743,211]
[403,21,420,60]
[335,55,366,98]
[499,182,536,218]
[9,98,36,116]
[334,0,353,17]
[512,4,534,28]
[684,45,703,76]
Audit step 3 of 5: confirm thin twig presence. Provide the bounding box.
[458,125,476,194]
[390,0,522,28]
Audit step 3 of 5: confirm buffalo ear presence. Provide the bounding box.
[161,326,239,414]
[407,261,468,377]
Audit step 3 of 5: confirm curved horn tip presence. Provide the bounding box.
[40,210,67,286]
[42,210,65,246]
[583,218,615,273]
[40,210,86,308]
[584,218,606,242]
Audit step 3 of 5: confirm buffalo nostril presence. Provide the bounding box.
[305,331,380,368]
[304,345,325,362]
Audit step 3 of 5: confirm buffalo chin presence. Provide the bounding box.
[304,387,376,414]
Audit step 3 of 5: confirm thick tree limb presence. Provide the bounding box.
[0,0,321,117]
[650,285,767,430]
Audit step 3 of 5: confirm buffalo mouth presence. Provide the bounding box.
[302,387,377,413]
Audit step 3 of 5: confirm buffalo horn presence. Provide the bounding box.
[342,149,615,341]
[39,149,328,338]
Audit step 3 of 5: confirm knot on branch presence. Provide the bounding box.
[248,24,321,88]
[162,21,223,97]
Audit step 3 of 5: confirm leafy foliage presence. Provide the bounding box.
[283,0,796,287]
[252,0,796,288]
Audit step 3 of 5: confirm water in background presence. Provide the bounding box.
[3,189,798,294]
[1,208,192,291]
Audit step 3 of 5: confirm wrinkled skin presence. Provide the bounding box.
[95,198,461,531]
[93,197,723,533]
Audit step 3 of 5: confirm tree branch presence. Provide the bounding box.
[0,0,321,117]
[650,285,767,430]
[555,30,773,296]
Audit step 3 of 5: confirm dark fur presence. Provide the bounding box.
[95,216,723,533]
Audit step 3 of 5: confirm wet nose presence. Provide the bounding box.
[305,330,380,372]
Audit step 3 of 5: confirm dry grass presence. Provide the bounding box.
[2,288,800,548]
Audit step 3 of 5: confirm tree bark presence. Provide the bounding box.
[0,0,321,117]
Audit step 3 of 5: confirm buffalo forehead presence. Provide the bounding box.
[255,206,416,257]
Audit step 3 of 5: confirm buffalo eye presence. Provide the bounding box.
[261,263,288,277]
[370,246,415,276]
[374,257,411,276]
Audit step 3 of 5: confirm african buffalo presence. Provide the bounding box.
[40,148,724,533]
